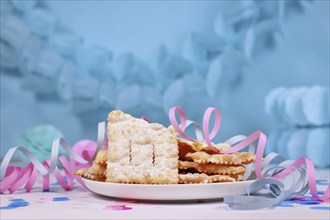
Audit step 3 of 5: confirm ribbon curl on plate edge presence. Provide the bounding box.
[0,107,329,210]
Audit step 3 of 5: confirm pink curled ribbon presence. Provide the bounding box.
[169,106,330,203]
[169,106,221,145]
[0,122,106,193]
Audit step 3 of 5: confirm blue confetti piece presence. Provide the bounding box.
[310,206,330,211]
[276,201,295,207]
[294,200,321,205]
[0,198,30,209]
[276,204,294,207]
[10,199,25,202]
[7,202,29,208]
[52,197,70,202]
[316,179,329,185]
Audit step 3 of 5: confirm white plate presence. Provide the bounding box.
[82,178,254,201]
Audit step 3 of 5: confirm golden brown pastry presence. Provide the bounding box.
[179,161,245,175]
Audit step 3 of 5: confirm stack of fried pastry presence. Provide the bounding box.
[177,139,255,184]
[74,110,256,184]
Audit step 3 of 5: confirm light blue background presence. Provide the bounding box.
[1,1,329,157]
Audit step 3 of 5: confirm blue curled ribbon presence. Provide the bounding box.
[223,147,310,209]
[224,162,310,210]
[225,179,286,210]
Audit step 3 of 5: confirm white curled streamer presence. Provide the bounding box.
[224,153,310,210]
[185,119,204,141]
[225,179,286,210]
[0,121,106,181]
[224,163,309,210]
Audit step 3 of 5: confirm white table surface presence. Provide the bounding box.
[1,169,329,220]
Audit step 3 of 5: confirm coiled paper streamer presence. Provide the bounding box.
[169,106,330,209]
[1,107,329,210]
[0,122,106,193]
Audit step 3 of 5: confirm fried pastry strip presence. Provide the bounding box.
[178,139,231,160]
[179,173,237,184]
[183,151,256,165]
[74,150,107,182]
[179,161,245,175]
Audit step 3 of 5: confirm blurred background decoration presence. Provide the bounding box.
[265,86,329,167]
[19,124,65,162]
[0,0,329,166]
